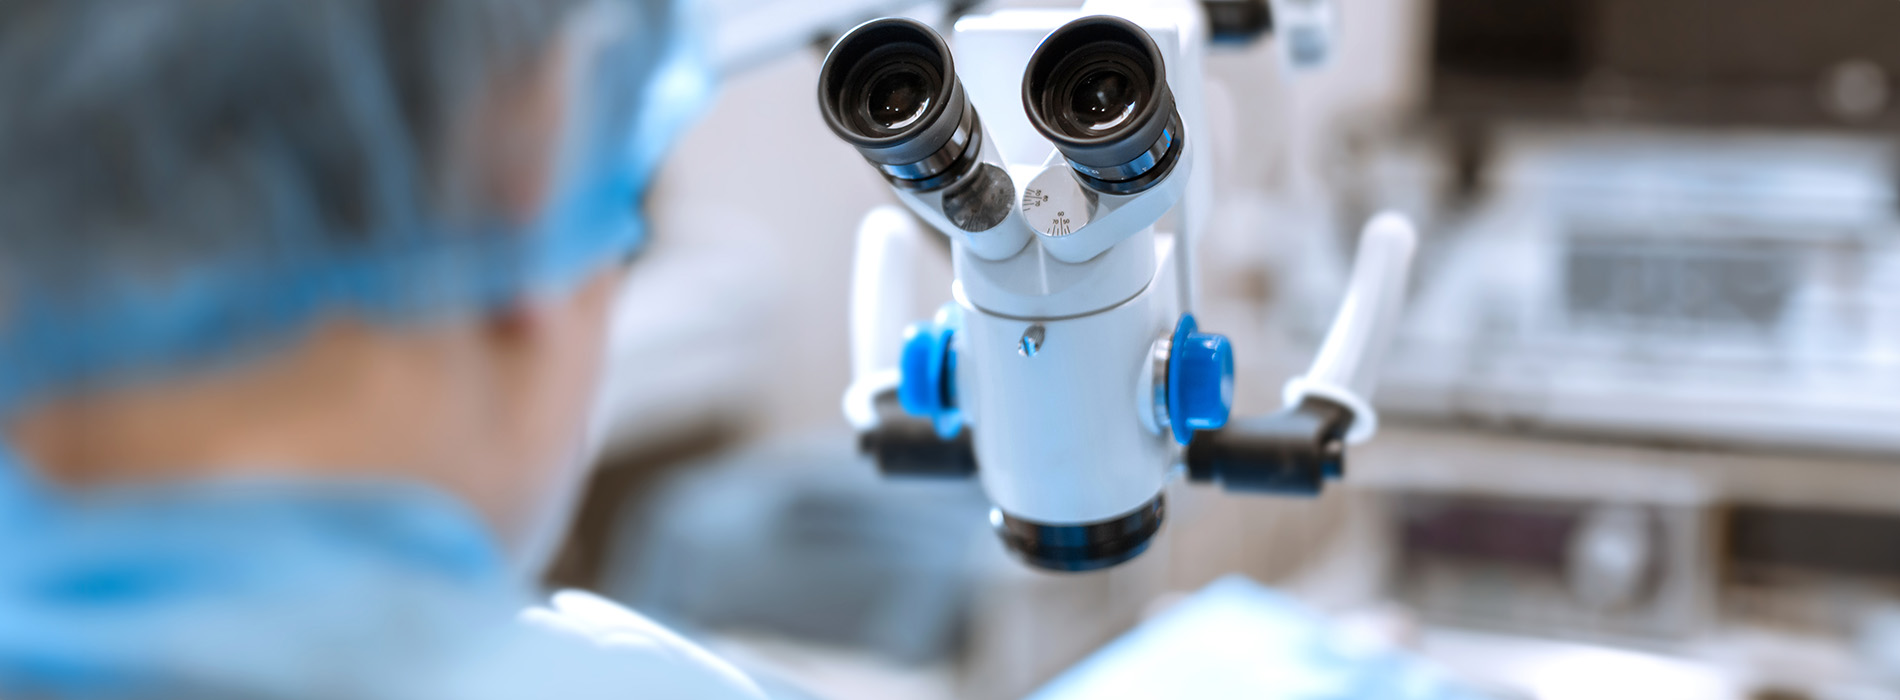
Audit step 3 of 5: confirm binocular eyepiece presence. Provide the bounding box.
[819,19,981,192]
[1024,16,1183,195]
[820,15,1184,198]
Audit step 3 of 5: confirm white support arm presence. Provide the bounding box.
[1282,212,1417,444]
[844,206,930,430]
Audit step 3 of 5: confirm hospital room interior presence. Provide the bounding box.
[553,0,1900,698]
[8,0,1900,698]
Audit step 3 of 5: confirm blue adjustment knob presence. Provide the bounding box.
[898,305,963,439]
[1167,314,1235,445]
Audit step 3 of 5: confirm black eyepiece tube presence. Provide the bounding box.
[1023,16,1184,195]
[819,19,982,191]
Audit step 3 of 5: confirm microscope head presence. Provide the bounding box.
[823,8,1214,572]
[824,3,1411,574]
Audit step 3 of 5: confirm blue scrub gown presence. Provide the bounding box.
[0,451,760,699]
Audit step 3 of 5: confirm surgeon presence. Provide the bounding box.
[0,0,767,697]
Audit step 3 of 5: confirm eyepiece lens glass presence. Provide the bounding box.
[1069,68,1138,132]
[867,69,932,131]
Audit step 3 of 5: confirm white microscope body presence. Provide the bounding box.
[827,0,1411,571]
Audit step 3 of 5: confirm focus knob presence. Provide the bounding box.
[898,305,963,438]
[1167,314,1234,443]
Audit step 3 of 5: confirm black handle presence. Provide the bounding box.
[1186,398,1351,495]
[857,386,976,478]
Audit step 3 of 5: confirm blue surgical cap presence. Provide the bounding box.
[0,0,715,413]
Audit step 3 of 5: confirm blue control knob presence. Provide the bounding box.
[898,305,963,439]
[1167,314,1234,444]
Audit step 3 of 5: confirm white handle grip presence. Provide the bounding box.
[845,206,929,429]
[1283,212,1417,444]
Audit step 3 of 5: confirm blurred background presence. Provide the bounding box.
[549,0,1900,698]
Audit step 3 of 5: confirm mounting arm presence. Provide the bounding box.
[1188,212,1417,494]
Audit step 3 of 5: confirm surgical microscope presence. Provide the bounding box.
[828,0,1415,572]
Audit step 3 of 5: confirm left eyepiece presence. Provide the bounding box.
[820,19,979,191]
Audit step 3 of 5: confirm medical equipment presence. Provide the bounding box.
[1346,0,1900,454]
[826,1,1416,572]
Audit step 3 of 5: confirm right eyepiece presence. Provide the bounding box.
[1023,16,1183,195]
[819,19,980,192]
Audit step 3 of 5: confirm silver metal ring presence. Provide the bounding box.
[1150,336,1173,437]
[871,103,976,182]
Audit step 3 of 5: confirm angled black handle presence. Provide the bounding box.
[857,386,976,478]
[1186,398,1351,495]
